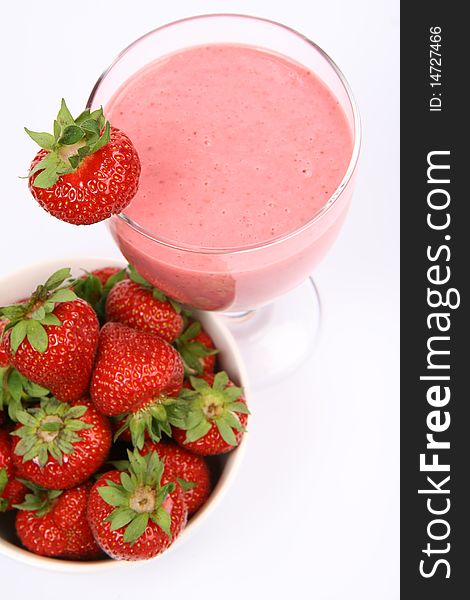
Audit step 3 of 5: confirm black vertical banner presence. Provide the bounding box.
[401,3,469,598]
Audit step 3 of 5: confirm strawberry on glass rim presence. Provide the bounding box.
[26,99,141,225]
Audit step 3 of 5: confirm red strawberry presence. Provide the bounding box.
[173,372,249,456]
[91,322,183,415]
[0,268,99,402]
[0,319,9,367]
[105,266,184,343]
[91,323,184,449]
[0,428,27,511]
[26,100,141,225]
[11,397,111,490]
[141,441,211,515]
[175,321,218,377]
[16,481,102,559]
[88,449,187,560]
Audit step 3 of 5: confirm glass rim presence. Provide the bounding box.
[88,13,362,256]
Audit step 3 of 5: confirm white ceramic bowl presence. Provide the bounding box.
[0,257,249,571]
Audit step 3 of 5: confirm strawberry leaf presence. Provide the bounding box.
[6,369,24,403]
[30,306,46,321]
[45,268,72,290]
[107,507,135,531]
[103,269,127,293]
[109,460,130,471]
[222,411,244,431]
[89,121,110,153]
[189,376,211,393]
[151,506,171,538]
[152,288,167,302]
[57,99,75,128]
[185,419,211,443]
[28,153,58,178]
[179,321,201,342]
[80,119,100,136]
[13,486,62,516]
[120,472,134,493]
[98,485,128,507]
[0,305,25,321]
[15,436,37,455]
[24,129,55,150]
[48,289,76,303]
[14,411,37,427]
[26,320,48,353]
[32,159,63,189]
[0,467,8,495]
[40,313,62,327]
[128,265,151,288]
[176,477,197,492]
[10,321,28,353]
[58,125,84,145]
[215,418,237,447]
[23,379,49,397]
[213,371,229,390]
[226,401,250,414]
[123,512,149,544]
[63,405,88,419]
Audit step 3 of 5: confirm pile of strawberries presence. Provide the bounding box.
[0,266,248,561]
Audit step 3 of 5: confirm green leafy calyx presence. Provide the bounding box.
[11,397,92,467]
[0,267,77,354]
[114,396,187,450]
[179,372,249,447]
[26,99,111,189]
[98,449,175,544]
[13,479,63,517]
[176,477,197,492]
[0,366,50,422]
[0,467,9,512]
[175,321,218,376]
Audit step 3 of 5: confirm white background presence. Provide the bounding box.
[0,1,399,598]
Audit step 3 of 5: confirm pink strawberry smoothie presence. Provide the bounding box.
[106,44,355,310]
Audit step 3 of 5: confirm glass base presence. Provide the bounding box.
[223,277,321,389]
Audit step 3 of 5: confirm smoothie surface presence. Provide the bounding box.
[106,44,353,249]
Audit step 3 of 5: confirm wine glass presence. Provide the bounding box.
[88,14,361,387]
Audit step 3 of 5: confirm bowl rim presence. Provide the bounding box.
[0,256,250,572]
